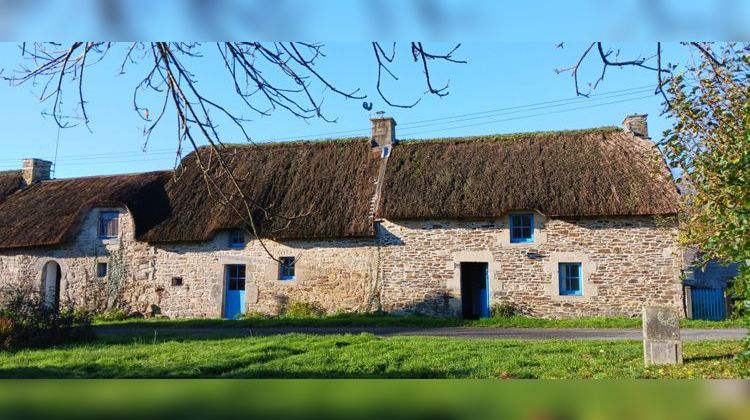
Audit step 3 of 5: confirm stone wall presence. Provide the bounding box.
[0,207,683,319]
[378,214,683,318]
[0,207,380,318]
[0,206,157,312]
[151,234,379,318]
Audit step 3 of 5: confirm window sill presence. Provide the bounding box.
[275,278,301,287]
[505,241,536,247]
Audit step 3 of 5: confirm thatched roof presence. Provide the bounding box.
[0,171,170,249]
[139,138,380,242]
[0,171,23,203]
[0,127,679,249]
[379,128,679,219]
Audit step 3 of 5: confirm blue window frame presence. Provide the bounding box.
[559,263,583,296]
[228,229,245,248]
[509,213,534,243]
[279,257,296,280]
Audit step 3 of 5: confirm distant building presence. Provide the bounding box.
[682,248,740,320]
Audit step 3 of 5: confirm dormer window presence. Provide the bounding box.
[98,211,119,239]
[509,213,534,243]
[228,229,245,248]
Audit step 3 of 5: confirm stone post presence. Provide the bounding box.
[642,306,683,365]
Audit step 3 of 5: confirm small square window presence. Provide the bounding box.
[96,262,108,278]
[98,211,119,238]
[559,263,582,296]
[510,214,534,243]
[171,277,183,286]
[228,230,245,248]
[279,257,296,280]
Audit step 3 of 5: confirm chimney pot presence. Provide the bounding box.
[371,116,397,148]
[622,114,649,138]
[22,158,52,186]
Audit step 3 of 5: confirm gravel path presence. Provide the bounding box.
[95,326,748,341]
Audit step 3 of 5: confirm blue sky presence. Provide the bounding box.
[0,42,689,178]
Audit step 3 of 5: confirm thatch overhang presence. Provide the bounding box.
[139,138,380,243]
[378,128,680,220]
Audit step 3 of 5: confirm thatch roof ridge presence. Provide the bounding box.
[397,126,622,145]
[189,136,370,153]
[38,169,173,183]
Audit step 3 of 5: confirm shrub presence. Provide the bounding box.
[240,311,268,320]
[94,309,129,322]
[491,302,519,318]
[0,284,94,351]
[283,301,324,318]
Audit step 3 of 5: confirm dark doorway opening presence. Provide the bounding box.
[460,262,489,319]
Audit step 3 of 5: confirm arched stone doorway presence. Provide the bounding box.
[41,261,61,310]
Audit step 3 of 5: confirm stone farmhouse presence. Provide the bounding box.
[0,115,684,319]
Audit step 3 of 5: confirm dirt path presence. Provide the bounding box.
[95,326,748,341]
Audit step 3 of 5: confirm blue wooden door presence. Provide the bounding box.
[691,288,726,321]
[479,264,489,318]
[224,264,246,319]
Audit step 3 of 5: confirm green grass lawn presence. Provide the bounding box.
[0,332,747,379]
[95,313,748,330]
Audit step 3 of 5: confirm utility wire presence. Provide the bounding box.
[1,84,662,167]
[398,95,655,137]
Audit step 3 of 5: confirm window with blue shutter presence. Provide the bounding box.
[559,263,583,296]
[509,214,534,243]
[279,257,296,280]
[98,211,119,238]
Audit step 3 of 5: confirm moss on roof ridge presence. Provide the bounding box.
[198,136,370,150]
[39,170,173,183]
[396,126,622,145]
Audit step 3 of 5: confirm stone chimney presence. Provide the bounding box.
[370,116,397,148]
[622,114,649,138]
[22,158,52,186]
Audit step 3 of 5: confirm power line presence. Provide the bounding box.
[261,84,658,142]
[395,85,656,127]
[1,84,663,166]
[398,95,655,137]
[0,148,178,163]
[393,89,653,133]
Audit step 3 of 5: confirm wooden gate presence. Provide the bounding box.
[691,288,726,321]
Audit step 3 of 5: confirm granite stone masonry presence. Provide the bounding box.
[0,116,684,319]
[0,207,683,319]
